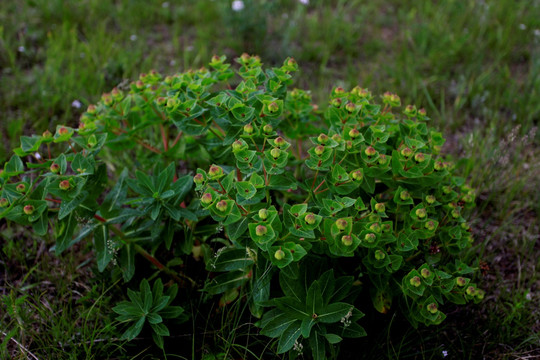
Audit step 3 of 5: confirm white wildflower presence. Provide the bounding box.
[232,0,244,11]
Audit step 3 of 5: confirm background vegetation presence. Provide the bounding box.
[0,0,538,359]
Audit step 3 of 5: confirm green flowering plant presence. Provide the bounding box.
[0,54,482,359]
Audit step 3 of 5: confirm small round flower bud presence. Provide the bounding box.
[345,102,356,113]
[434,161,445,171]
[267,102,279,113]
[208,165,223,177]
[404,105,416,115]
[334,86,345,94]
[410,276,422,287]
[443,185,452,194]
[475,289,485,300]
[341,235,353,246]
[349,128,360,139]
[331,98,342,107]
[425,220,436,231]
[23,205,34,215]
[456,277,467,287]
[287,58,297,67]
[369,223,381,232]
[400,147,413,158]
[461,223,470,231]
[351,169,363,181]
[263,124,273,134]
[201,193,213,205]
[58,127,69,136]
[16,184,26,193]
[466,286,476,296]
[400,191,411,200]
[102,93,113,106]
[274,249,285,260]
[243,123,254,134]
[111,87,123,99]
[414,153,425,162]
[374,203,385,213]
[270,148,281,159]
[166,98,178,109]
[421,268,431,278]
[335,218,349,231]
[0,198,8,208]
[304,213,316,225]
[42,130,53,139]
[87,104,97,114]
[314,145,325,156]
[346,140,353,150]
[378,154,388,165]
[451,209,460,218]
[256,225,267,236]
[164,75,173,84]
[426,195,436,204]
[156,97,167,106]
[317,133,329,144]
[415,208,427,219]
[59,180,71,190]
[274,137,286,147]
[364,233,376,243]
[216,200,228,212]
[331,134,341,142]
[240,53,250,62]
[426,303,438,314]
[365,146,377,157]
[418,108,427,116]
[374,250,385,260]
[50,163,60,173]
[193,173,205,185]
[258,208,268,220]
[232,140,244,152]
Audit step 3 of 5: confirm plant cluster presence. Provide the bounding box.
[0,55,483,359]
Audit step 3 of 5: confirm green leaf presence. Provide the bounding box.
[318,302,353,323]
[225,217,249,243]
[20,136,42,153]
[277,321,302,354]
[204,270,249,295]
[3,155,24,176]
[279,271,305,303]
[324,333,342,344]
[261,313,297,338]
[59,190,88,220]
[235,181,256,200]
[310,331,326,360]
[210,247,254,272]
[119,244,136,282]
[55,213,77,254]
[121,317,145,340]
[160,306,184,319]
[94,225,112,272]
[306,281,324,317]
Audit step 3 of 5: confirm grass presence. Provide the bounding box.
[0,0,538,358]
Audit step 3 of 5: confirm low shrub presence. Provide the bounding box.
[0,55,482,359]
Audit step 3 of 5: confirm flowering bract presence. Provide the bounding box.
[0,55,482,359]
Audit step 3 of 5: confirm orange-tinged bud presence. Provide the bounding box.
[23,205,34,215]
[341,235,353,246]
[256,225,268,236]
[59,180,71,190]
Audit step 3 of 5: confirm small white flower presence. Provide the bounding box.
[18,46,25,53]
[442,350,448,357]
[534,29,540,37]
[169,59,176,66]
[299,0,309,4]
[232,0,244,11]
[71,100,82,109]
[130,34,137,41]
[34,152,41,160]
[519,24,526,30]
[162,2,169,8]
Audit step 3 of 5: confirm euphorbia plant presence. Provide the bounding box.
[0,54,483,358]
